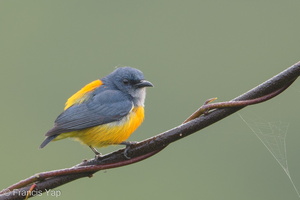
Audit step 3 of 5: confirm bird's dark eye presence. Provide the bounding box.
[123,79,129,85]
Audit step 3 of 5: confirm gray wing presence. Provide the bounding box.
[45,90,133,137]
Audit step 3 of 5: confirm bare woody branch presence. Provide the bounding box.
[1,61,300,200]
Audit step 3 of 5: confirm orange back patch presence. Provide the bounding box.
[64,79,102,110]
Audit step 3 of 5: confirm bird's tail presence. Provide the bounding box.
[39,135,58,148]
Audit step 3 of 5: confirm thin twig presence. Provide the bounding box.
[183,79,295,123]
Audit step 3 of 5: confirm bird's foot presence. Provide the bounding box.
[120,141,137,159]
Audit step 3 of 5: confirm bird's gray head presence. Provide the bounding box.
[104,67,153,106]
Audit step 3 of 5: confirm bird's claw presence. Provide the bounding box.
[121,141,137,159]
[94,153,102,160]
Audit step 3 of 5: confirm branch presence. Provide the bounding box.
[1,61,300,200]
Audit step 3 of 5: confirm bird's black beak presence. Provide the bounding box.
[135,80,154,88]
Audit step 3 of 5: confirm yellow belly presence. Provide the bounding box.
[54,106,144,148]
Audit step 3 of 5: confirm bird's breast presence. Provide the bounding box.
[74,106,145,147]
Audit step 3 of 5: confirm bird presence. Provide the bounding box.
[39,67,153,156]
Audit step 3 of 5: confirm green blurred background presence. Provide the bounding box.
[1,1,300,199]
